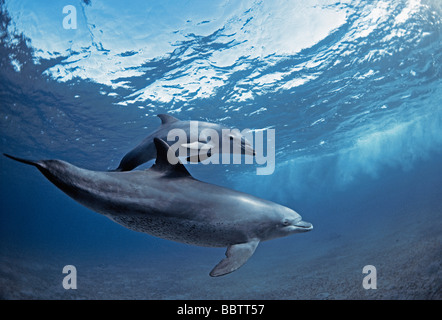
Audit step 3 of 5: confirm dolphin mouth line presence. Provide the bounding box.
[294,221,313,230]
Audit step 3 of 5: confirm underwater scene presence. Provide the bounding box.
[0,0,441,300]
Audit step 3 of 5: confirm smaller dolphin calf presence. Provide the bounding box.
[114,114,255,171]
[5,140,312,276]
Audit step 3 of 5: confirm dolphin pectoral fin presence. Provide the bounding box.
[182,141,214,162]
[186,153,212,163]
[185,150,212,163]
[210,239,260,277]
[181,141,207,150]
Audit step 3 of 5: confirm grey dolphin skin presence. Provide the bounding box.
[114,114,255,171]
[4,140,312,276]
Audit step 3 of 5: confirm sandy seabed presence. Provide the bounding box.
[1,194,440,300]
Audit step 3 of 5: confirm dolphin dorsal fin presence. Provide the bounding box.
[157,114,179,125]
[152,138,191,176]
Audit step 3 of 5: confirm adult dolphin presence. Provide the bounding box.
[113,114,255,171]
[4,140,312,276]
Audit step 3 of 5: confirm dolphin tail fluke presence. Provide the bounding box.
[3,153,41,167]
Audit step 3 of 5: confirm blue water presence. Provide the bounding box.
[0,0,441,299]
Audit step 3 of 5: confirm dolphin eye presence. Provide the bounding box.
[282,219,290,226]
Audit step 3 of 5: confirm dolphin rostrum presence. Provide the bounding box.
[114,114,255,171]
[4,139,312,276]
